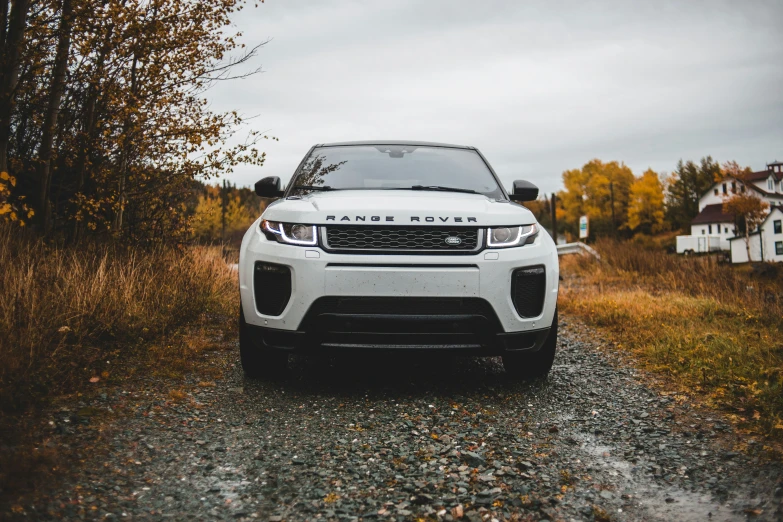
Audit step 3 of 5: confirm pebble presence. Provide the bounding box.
[5,319,782,521]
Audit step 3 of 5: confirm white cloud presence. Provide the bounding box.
[211,0,783,194]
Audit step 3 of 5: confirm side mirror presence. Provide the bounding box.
[255,176,283,198]
[510,180,539,202]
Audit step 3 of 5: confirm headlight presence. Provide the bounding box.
[261,220,318,246]
[487,224,538,248]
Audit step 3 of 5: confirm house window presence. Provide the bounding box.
[725,227,729,234]
[769,178,775,191]
[714,189,719,196]
[732,181,736,193]
[741,185,746,193]
[777,242,783,256]
[708,224,712,234]
[775,220,782,234]
[722,183,727,194]
[702,229,705,235]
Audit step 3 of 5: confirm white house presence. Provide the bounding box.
[680,161,783,254]
[730,206,783,263]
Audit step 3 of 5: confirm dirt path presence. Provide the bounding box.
[3,317,782,521]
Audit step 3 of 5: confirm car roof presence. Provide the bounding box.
[315,140,474,150]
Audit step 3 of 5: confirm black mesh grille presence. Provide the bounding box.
[299,297,504,339]
[304,297,496,317]
[511,266,546,318]
[324,226,480,252]
[253,262,291,316]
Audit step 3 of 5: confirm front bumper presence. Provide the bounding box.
[239,221,559,351]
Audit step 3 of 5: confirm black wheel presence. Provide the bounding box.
[502,309,558,380]
[239,304,288,379]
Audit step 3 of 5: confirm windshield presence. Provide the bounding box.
[288,145,504,198]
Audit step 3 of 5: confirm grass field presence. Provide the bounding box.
[0,226,237,414]
[559,239,783,443]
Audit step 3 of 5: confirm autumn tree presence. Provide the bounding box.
[721,161,769,262]
[627,169,665,234]
[664,156,720,231]
[2,0,270,242]
[192,182,267,244]
[0,0,33,174]
[557,159,635,239]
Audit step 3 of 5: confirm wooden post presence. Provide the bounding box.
[221,179,227,242]
[610,181,616,236]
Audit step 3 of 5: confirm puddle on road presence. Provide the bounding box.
[578,437,739,522]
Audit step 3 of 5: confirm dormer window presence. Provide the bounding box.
[769,178,775,191]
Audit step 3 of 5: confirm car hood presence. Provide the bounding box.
[261,190,536,227]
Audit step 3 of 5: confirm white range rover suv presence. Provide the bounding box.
[238,141,559,379]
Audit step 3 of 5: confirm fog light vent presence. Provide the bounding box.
[253,262,292,316]
[511,266,546,318]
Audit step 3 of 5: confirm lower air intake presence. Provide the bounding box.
[511,266,546,318]
[253,262,291,316]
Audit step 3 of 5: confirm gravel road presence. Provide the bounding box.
[4,317,782,521]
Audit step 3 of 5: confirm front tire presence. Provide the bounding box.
[502,309,558,380]
[239,304,288,379]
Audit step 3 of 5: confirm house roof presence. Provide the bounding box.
[691,203,734,225]
[745,168,782,182]
[748,183,783,199]
[727,205,783,240]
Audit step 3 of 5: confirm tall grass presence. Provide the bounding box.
[0,226,237,412]
[561,239,783,441]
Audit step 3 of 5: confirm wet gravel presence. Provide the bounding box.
[4,317,783,521]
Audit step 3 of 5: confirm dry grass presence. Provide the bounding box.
[560,239,783,440]
[0,225,237,413]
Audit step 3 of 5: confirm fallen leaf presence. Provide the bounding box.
[89,377,100,383]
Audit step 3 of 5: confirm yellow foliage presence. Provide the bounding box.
[191,187,259,241]
[628,169,665,233]
[558,159,635,237]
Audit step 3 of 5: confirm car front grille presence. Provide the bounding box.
[322,226,482,253]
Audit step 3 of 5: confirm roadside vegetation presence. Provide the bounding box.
[0,226,237,414]
[560,239,783,443]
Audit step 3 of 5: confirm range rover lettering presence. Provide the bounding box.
[238,141,559,379]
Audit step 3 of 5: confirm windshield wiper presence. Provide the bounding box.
[408,185,482,195]
[293,185,336,191]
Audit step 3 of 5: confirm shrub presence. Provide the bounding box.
[0,226,236,411]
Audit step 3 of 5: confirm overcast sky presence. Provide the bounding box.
[210,0,783,195]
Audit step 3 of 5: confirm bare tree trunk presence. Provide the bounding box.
[1,0,10,46]
[37,0,73,233]
[73,20,115,241]
[113,52,137,233]
[0,0,31,174]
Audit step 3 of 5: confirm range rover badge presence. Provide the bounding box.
[444,236,462,246]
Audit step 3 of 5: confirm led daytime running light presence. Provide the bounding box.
[487,224,537,248]
[261,220,318,246]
